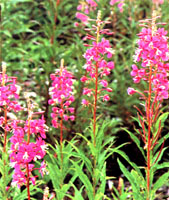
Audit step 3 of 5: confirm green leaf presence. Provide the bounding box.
[96,162,106,199]
[152,147,168,167]
[152,171,169,194]
[71,161,93,200]
[131,170,146,191]
[154,132,169,153]
[68,139,93,175]
[10,0,33,3]
[65,184,84,200]
[114,149,143,177]
[123,128,146,159]
[155,162,169,170]
[47,160,60,190]
[155,112,169,131]
[117,159,144,200]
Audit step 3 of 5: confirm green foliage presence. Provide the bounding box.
[70,119,122,199]
[118,159,145,200]
[120,113,169,200]
[1,0,169,199]
[47,139,78,200]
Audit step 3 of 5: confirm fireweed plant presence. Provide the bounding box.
[118,11,169,199]
[0,63,22,199]
[81,10,114,139]
[9,94,48,200]
[47,60,77,199]
[69,11,125,200]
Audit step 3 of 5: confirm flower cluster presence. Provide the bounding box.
[76,0,99,24]
[81,14,114,105]
[49,64,75,128]
[109,0,124,13]
[0,75,21,111]
[9,117,47,188]
[0,65,22,128]
[128,25,169,100]
[0,63,22,155]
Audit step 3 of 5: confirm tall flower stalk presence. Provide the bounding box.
[0,63,22,199]
[0,63,22,153]
[49,59,75,188]
[128,11,169,199]
[9,94,47,199]
[81,10,114,197]
[25,96,32,200]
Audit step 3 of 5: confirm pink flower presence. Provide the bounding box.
[6,186,10,191]
[74,22,79,27]
[9,116,47,188]
[100,80,108,87]
[0,75,22,112]
[107,61,115,69]
[106,88,113,92]
[127,87,136,95]
[81,17,114,105]
[82,99,89,106]
[110,0,119,5]
[68,107,74,113]
[86,0,98,7]
[110,0,125,13]
[129,21,169,100]
[81,76,88,82]
[130,64,138,76]
[118,2,124,13]
[83,88,92,96]
[39,161,48,177]
[103,94,110,101]
[69,115,75,121]
[76,0,99,24]
[63,115,69,121]
[49,66,75,127]
[76,12,88,23]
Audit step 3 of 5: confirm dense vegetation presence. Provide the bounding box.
[0,0,169,199]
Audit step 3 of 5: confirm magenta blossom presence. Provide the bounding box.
[0,73,22,118]
[76,0,99,24]
[9,117,47,188]
[81,37,114,103]
[127,87,136,95]
[49,65,75,128]
[129,26,169,100]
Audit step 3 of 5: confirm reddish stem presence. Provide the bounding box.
[60,101,63,145]
[26,163,30,200]
[93,60,98,147]
[3,105,7,153]
[26,102,31,200]
[60,100,64,178]
[92,12,101,199]
[146,64,152,199]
